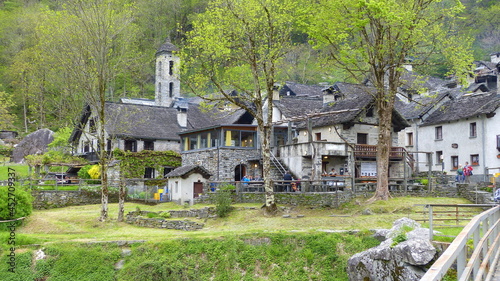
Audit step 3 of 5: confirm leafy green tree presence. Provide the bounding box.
[305,0,472,201]
[182,0,306,214]
[0,89,15,130]
[37,0,140,221]
[0,186,33,230]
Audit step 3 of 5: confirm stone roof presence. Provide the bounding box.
[279,81,325,97]
[69,100,249,143]
[165,165,212,179]
[420,92,500,127]
[273,96,322,118]
[156,38,178,55]
[292,82,409,131]
[307,83,376,127]
[394,87,463,120]
[398,71,448,92]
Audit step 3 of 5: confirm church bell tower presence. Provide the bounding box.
[155,38,180,107]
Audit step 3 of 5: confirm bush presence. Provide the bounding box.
[214,184,235,218]
[0,186,33,230]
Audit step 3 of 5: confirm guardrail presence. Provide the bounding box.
[421,205,500,281]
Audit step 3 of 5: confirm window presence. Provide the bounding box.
[89,118,96,134]
[107,139,112,151]
[241,131,255,147]
[470,122,477,137]
[451,156,459,170]
[357,133,368,144]
[144,168,155,178]
[470,154,479,166]
[158,82,161,94]
[407,132,414,146]
[435,126,442,140]
[497,135,500,152]
[124,140,137,152]
[169,82,173,97]
[158,61,162,76]
[83,141,90,153]
[144,140,154,151]
[315,133,322,141]
[163,167,174,177]
[366,106,374,117]
[436,151,443,164]
[187,135,197,150]
[169,60,174,75]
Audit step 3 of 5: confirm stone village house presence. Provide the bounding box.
[69,40,500,202]
[396,53,500,180]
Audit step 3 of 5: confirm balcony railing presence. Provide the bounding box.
[354,144,405,159]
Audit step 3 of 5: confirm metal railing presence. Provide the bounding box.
[421,205,500,281]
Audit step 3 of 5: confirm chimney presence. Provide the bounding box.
[177,107,187,128]
[272,83,280,101]
[322,86,339,105]
[490,52,500,64]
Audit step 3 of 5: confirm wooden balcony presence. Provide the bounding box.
[354,144,405,159]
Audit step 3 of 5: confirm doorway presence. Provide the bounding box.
[234,164,246,181]
[193,182,203,198]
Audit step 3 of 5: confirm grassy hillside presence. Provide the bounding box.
[0,196,476,280]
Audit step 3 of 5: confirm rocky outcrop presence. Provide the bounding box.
[12,128,54,163]
[348,218,437,281]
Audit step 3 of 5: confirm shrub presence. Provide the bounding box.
[214,184,235,218]
[159,212,171,219]
[0,186,33,230]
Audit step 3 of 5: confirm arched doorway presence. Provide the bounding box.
[234,164,246,181]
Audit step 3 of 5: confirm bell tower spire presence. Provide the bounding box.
[155,37,180,107]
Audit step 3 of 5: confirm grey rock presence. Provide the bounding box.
[12,128,54,163]
[347,218,436,281]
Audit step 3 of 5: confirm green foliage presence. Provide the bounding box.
[419,179,429,186]
[146,212,159,218]
[116,233,380,281]
[0,243,121,281]
[0,90,15,130]
[0,186,33,230]
[113,149,181,178]
[0,145,13,158]
[390,225,414,248]
[159,211,171,219]
[78,165,93,179]
[48,127,73,151]
[214,184,235,218]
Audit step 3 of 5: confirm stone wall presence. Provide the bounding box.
[195,183,497,207]
[31,190,119,210]
[125,211,204,231]
[182,147,261,181]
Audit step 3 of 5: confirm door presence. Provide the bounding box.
[193,182,203,198]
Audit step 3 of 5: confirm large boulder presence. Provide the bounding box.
[12,129,54,163]
[347,218,437,281]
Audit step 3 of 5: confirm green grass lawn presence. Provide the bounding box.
[0,163,30,180]
[10,196,474,244]
[0,196,478,281]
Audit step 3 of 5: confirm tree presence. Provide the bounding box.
[182,0,305,214]
[37,0,139,221]
[305,0,472,201]
[0,89,15,130]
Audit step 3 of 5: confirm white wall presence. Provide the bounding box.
[416,113,499,175]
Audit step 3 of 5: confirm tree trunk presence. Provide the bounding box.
[117,176,126,222]
[370,93,394,201]
[261,124,277,215]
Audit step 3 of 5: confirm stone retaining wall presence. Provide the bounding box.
[31,190,119,210]
[125,211,204,231]
[195,183,496,207]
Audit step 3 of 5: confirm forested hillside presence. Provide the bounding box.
[0,0,498,136]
